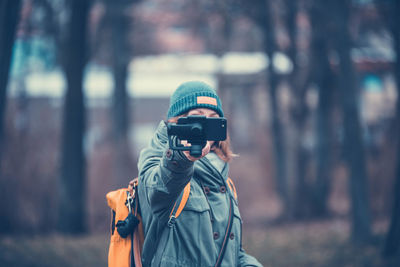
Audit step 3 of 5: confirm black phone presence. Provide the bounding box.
[167,116,227,157]
[167,115,227,141]
[174,116,226,140]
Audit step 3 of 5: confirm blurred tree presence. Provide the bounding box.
[208,0,257,146]
[329,0,371,242]
[242,0,290,216]
[384,132,400,257]
[0,0,22,161]
[103,0,137,186]
[208,0,233,94]
[263,0,290,218]
[58,0,91,234]
[0,0,22,233]
[31,0,58,48]
[379,0,400,258]
[308,0,335,217]
[283,0,315,219]
[107,0,130,141]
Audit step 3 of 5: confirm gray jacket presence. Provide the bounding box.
[137,121,262,267]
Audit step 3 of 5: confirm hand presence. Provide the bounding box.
[181,140,213,161]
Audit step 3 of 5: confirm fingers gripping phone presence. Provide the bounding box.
[167,116,227,157]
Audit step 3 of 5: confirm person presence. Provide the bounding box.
[137,81,263,267]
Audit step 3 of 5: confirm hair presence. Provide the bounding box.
[167,114,237,162]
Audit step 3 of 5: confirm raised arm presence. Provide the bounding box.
[137,121,194,222]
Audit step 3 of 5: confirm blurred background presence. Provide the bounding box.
[1,0,400,266]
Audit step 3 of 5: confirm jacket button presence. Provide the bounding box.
[220,186,226,193]
[203,186,210,195]
[213,232,219,240]
[166,149,173,159]
[230,233,235,240]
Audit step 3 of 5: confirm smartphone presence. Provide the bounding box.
[168,116,227,141]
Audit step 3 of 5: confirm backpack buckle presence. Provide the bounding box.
[126,191,134,213]
[167,215,176,227]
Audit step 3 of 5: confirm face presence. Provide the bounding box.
[187,108,219,118]
[187,108,219,148]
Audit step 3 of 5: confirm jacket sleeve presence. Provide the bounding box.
[238,247,263,267]
[137,121,194,223]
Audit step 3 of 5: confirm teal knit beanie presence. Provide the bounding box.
[167,81,224,119]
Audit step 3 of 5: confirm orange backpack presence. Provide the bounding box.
[106,177,237,267]
[106,178,191,267]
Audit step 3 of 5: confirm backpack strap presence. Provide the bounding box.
[147,181,191,267]
[168,182,191,227]
[226,177,238,200]
[130,178,143,267]
[214,196,234,267]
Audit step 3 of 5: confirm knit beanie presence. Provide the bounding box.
[167,81,224,119]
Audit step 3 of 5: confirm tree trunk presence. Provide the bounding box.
[383,0,400,258]
[108,1,130,140]
[105,0,134,187]
[309,0,335,217]
[0,0,22,233]
[262,0,289,216]
[283,0,317,218]
[58,0,90,234]
[330,0,371,242]
[384,142,400,257]
[0,0,21,156]
[284,0,297,72]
